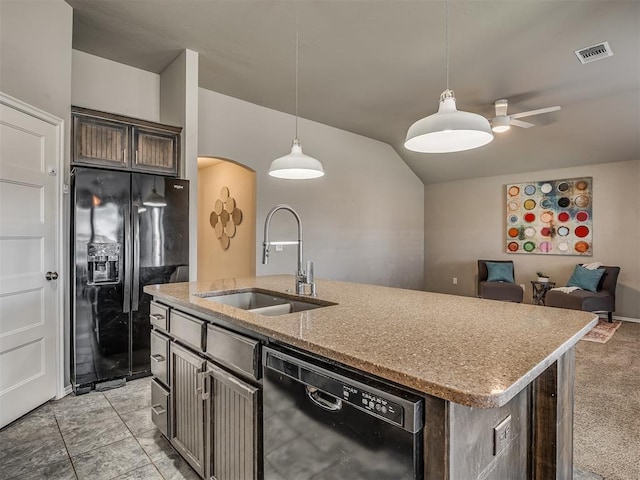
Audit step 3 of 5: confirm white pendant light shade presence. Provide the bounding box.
[269,139,324,179]
[405,90,494,153]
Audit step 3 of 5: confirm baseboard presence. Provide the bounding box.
[613,315,640,324]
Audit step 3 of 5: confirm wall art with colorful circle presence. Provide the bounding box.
[506,177,592,256]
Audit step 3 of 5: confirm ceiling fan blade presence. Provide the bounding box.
[511,119,535,128]
[511,106,561,119]
[495,99,508,117]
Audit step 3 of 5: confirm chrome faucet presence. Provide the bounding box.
[262,204,316,296]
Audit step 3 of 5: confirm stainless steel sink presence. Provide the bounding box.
[196,289,335,316]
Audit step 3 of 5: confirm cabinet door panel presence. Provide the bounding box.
[133,127,179,175]
[73,116,129,168]
[207,361,259,480]
[170,342,206,477]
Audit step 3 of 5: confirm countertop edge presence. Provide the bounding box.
[481,314,598,408]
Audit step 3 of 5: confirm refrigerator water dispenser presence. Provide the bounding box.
[87,243,120,284]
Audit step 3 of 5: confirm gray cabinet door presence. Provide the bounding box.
[73,115,129,168]
[206,361,259,480]
[132,126,179,175]
[170,342,207,478]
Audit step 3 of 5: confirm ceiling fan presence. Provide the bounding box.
[490,99,561,133]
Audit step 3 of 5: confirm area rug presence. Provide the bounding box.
[581,319,622,343]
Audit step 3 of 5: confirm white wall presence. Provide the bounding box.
[160,50,199,279]
[1,0,73,387]
[424,159,640,319]
[1,0,72,125]
[72,50,160,122]
[198,89,425,289]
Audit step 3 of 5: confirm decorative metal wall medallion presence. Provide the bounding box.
[210,186,243,250]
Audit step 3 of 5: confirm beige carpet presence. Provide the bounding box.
[574,321,640,480]
[581,319,623,343]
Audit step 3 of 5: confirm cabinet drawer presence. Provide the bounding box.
[150,301,169,331]
[206,325,260,380]
[151,330,170,386]
[151,378,170,437]
[170,310,204,351]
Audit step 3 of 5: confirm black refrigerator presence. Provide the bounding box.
[71,167,189,393]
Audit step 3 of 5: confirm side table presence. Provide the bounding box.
[531,281,556,306]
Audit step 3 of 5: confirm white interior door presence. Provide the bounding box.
[0,97,61,428]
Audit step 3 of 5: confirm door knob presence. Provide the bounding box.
[46,271,59,281]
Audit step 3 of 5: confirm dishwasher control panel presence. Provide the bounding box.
[342,385,403,425]
[265,347,424,433]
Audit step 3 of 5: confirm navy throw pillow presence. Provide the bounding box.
[567,265,605,292]
[486,262,514,283]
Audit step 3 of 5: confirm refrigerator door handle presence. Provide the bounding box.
[123,204,131,314]
[132,205,141,311]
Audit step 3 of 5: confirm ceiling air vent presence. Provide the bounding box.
[574,41,613,64]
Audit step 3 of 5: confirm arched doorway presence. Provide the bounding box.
[197,157,256,281]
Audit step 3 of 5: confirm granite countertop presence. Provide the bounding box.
[144,275,597,409]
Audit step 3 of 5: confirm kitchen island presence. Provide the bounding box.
[145,275,597,480]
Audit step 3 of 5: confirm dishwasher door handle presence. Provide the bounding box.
[306,386,343,412]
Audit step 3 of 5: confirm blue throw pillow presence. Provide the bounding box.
[567,265,605,292]
[486,262,514,283]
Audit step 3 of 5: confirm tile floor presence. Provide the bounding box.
[0,377,199,480]
[1,375,606,480]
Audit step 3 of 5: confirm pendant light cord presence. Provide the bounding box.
[295,10,299,140]
[445,0,449,91]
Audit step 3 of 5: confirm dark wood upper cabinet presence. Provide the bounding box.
[72,106,182,176]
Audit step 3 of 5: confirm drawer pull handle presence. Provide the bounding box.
[151,354,165,363]
[150,313,165,320]
[151,404,166,415]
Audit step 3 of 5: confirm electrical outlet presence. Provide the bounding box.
[493,415,512,456]
[453,277,458,285]
[275,244,284,252]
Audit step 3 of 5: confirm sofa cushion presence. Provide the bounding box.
[567,265,605,292]
[486,262,515,283]
[545,289,615,313]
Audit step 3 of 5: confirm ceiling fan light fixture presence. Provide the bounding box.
[405,90,494,153]
[491,115,511,133]
[269,139,324,179]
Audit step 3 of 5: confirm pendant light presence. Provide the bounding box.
[269,13,324,179]
[404,1,493,153]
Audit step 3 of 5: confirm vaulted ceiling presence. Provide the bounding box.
[66,1,640,184]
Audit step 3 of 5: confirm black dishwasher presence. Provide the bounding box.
[263,346,424,480]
